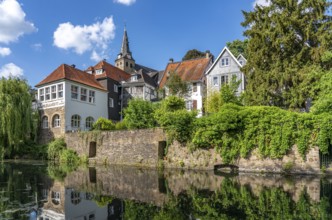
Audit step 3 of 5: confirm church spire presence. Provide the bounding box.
[120,26,132,58]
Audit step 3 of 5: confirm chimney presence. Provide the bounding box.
[169,58,174,63]
[71,64,76,68]
[205,50,211,59]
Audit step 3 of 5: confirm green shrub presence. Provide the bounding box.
[155,109,197,144]
[123,98,157,129]
[47,138,66,161]
[93,117,115,130]
[115,120,127,130]
[59,149,80,165]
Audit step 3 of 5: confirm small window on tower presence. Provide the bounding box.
[126,62,128,67]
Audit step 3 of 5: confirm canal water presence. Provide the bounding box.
[0,162,331,219]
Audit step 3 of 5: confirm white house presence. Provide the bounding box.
[35,64,108,143]
[159,54,213,117]
[206,47,246,97]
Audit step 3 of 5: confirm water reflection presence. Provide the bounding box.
[0,162,332,219]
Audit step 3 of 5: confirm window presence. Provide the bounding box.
[130,63,133,68]
[89,91,95,103]
[86,117,94,130]
[239,60,243,65]
[51,85,56,99]
[221,75,229,85]
[186,100,193,110]
[95,69,103,75]
[126,62,128,67]
[71,191,81,205]
[221,58,229,66]
[51,191,60,205]
[58,84,63,98]
[131,75,138,82]
[213,76,219,86]
[109,98,114,108]
[39,88,44,101]
[52,114,60,128]
[114,84,118,93]
[45,87,50,100]
[193,83,197,92]
[71,85,78,99]
[42,116,48,129]
[71,114,81,128]
[81,88,87,101]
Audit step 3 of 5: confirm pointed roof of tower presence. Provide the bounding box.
[119,27,133,59]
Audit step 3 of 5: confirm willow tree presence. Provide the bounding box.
[0,77,38,158]
[242,0,332,109]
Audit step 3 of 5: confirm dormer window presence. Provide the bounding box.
[131,75,138,82]
[86,70,92,74]
[95,69,103,75]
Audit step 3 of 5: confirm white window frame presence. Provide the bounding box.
[221,75,229,85]
[45,87,50,101]
[89,90,95,103]
[58,84,63,98]
[114,84,118,93]
[52,114,60,128]
[51,85,57,99]
[213,76,219,86]
[39,88,45,101]
[221,58,229,67]
[71,85,78,99]
[80,88,87,102]
[193,83,197,93]
[109,98,114,108]
[131,75,138,82]
[186,100,193,110]
[95,69,103,75]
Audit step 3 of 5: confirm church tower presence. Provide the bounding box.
[115,27,136,74]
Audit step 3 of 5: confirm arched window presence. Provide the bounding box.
[42,116,48,129]
[85,117,94,130]
[71,114,81,128]
[52,114,60,128]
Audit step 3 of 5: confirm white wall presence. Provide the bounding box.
[207,49,245,97]
[64,81,108,131]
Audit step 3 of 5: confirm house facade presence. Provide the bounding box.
[159,54,213,117]
[35,64,108,143]
[86,60,131,121]
[205,47,246,97]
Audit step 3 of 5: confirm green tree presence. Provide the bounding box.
[165,71,188,97]
[226,39,248,58]
[182,49,206,61]
[0,77,38,159]
[242,0,332,109]
[123,98,157,129]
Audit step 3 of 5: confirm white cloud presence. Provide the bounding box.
[0,47,11,57]
[114,0,136,6]
[0,0,37,44]
[53,16,116,61]
[253,0,271,8]
[31,43,42,51]
[0,63,23,78]
[91,50,102,62]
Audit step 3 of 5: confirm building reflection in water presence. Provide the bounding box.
[32,166,332,220]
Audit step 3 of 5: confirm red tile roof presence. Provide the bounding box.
[92,60,131,82]
[35,64,106,91]
[159,57,211,88]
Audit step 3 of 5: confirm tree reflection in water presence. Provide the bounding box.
[0,162,331,219]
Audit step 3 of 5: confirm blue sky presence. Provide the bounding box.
[0,0,264,86]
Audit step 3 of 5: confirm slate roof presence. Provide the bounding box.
[159,57,212,88]
[35,64,106,91]
[134,63,158,75]
[90,60,131,82]
[122,69,158,87]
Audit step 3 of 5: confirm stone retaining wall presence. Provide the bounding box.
[64,128,321,174]
[65,128,166,167]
